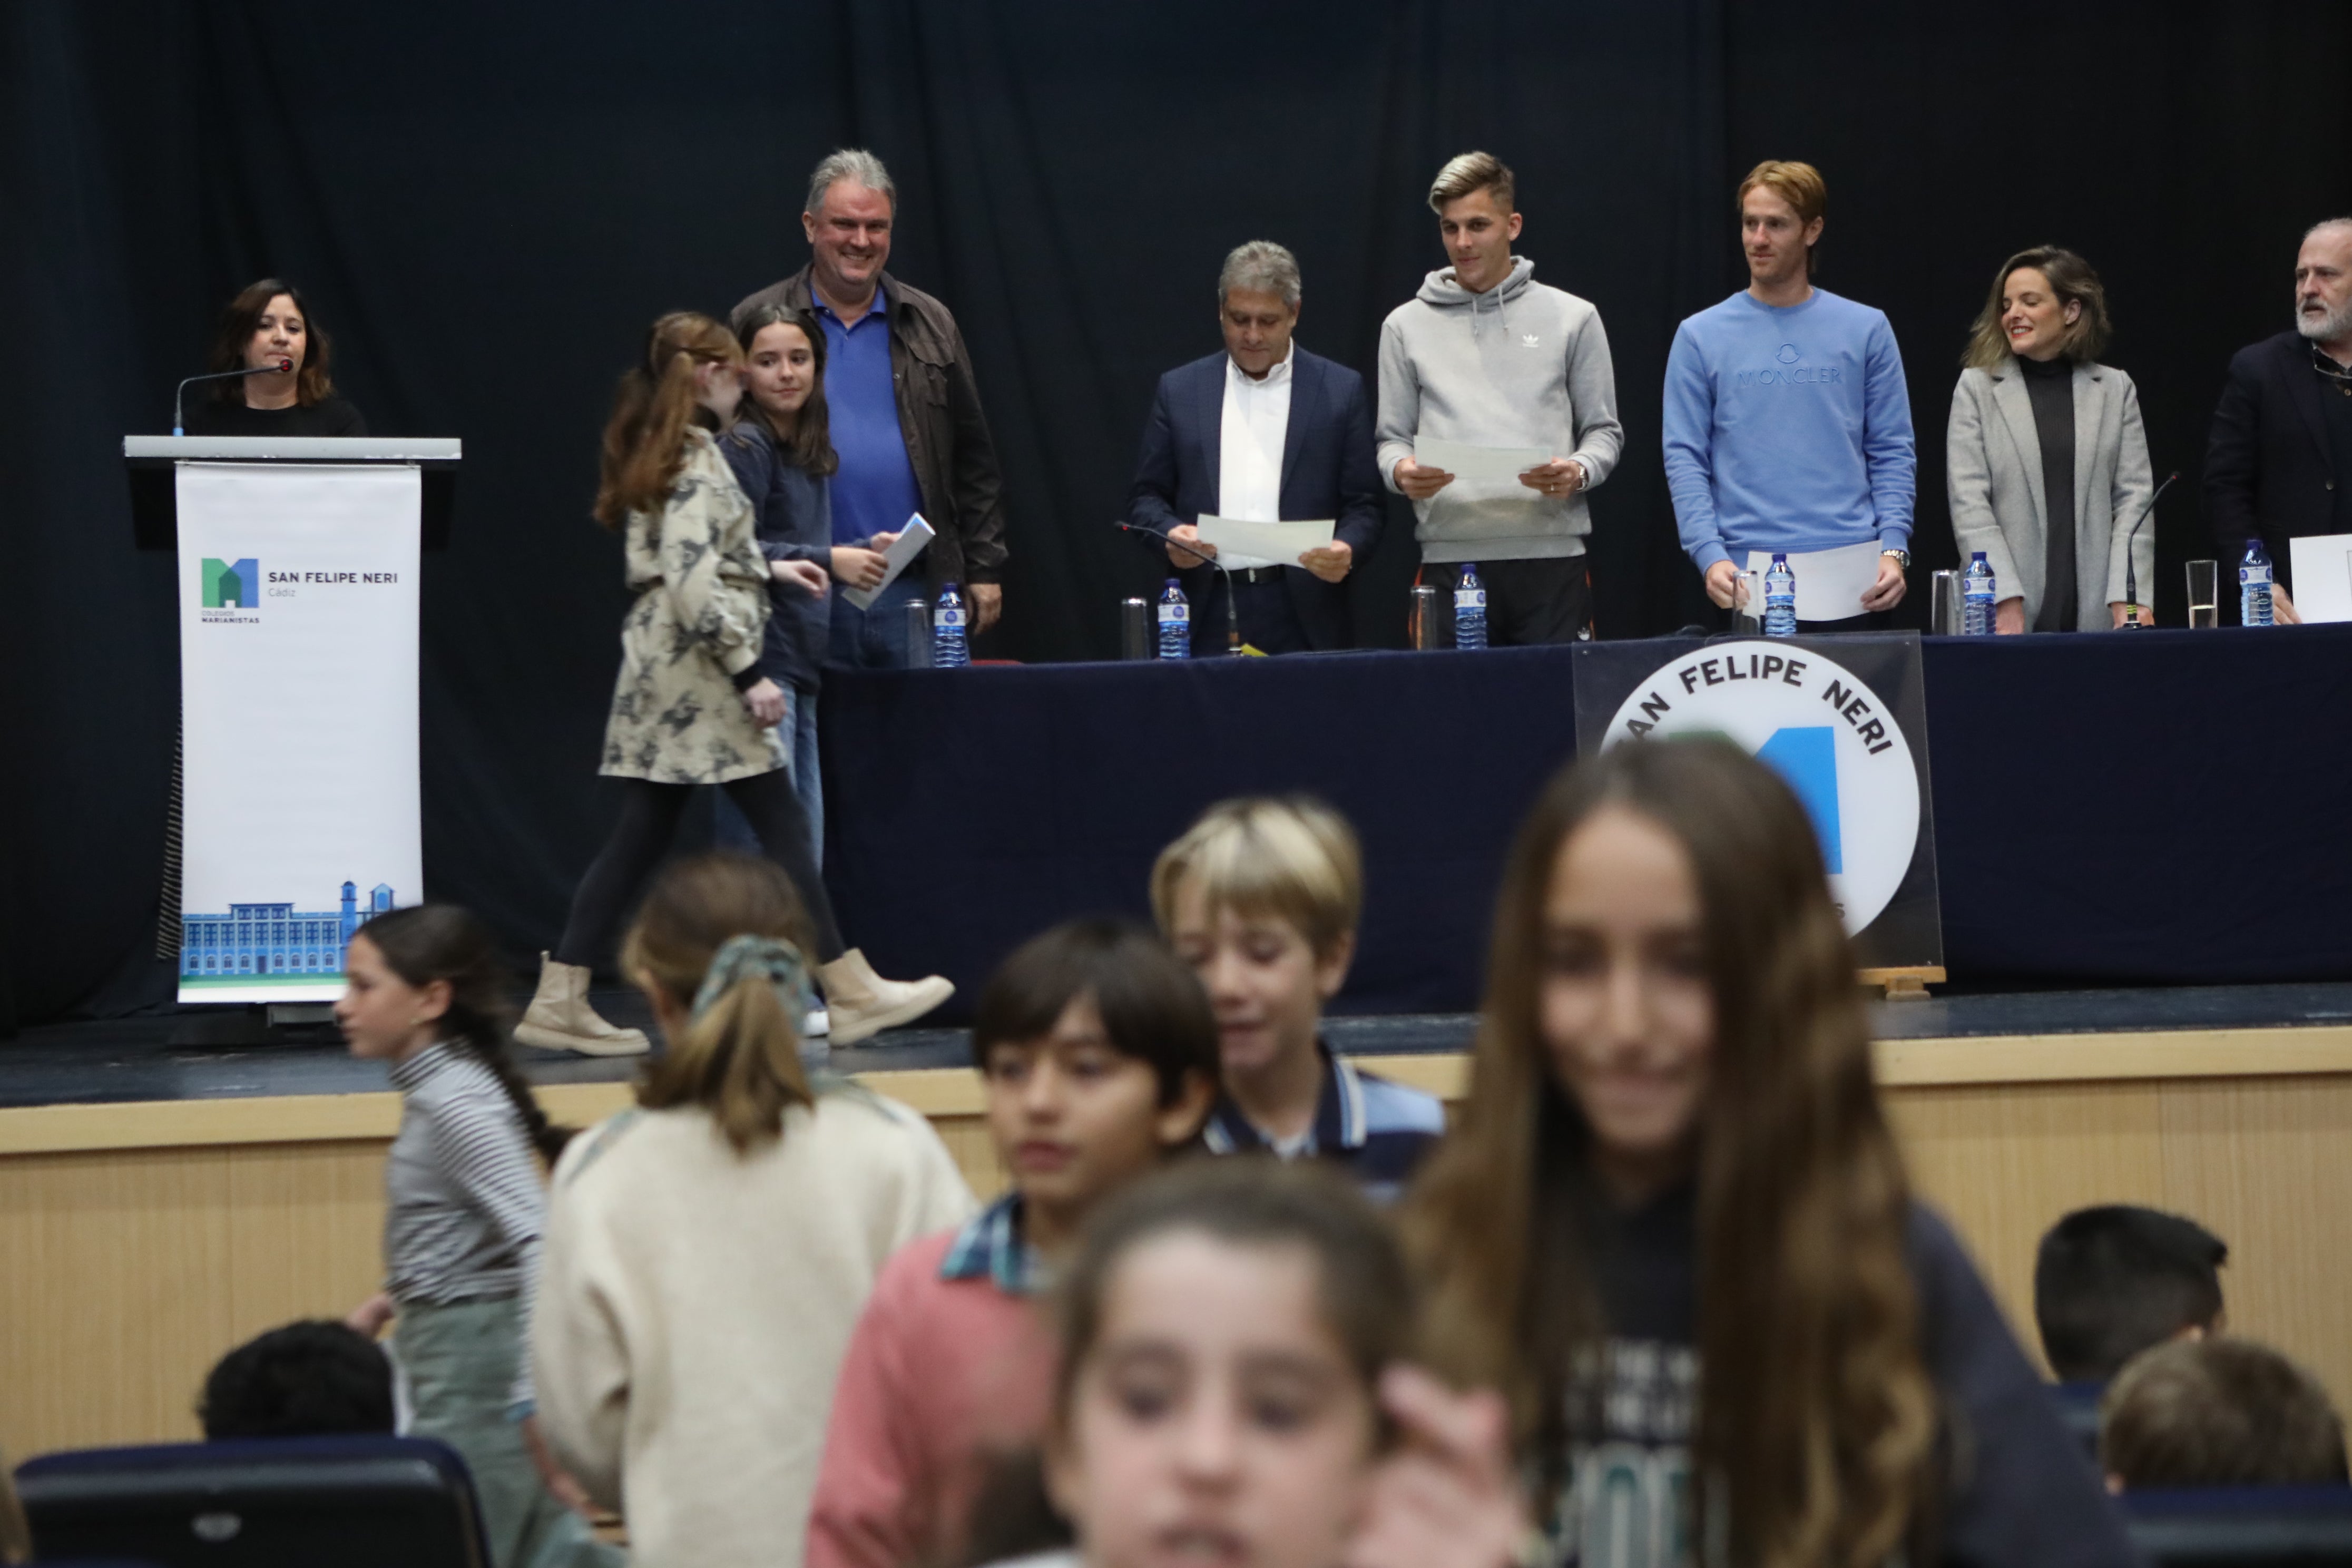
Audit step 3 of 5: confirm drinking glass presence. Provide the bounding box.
[1930,570,1963,636]
[1730,571,1762,636]
[1408,584,1442,649]
[2186,560,2219,629]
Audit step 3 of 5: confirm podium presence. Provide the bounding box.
[124,437,460,1009]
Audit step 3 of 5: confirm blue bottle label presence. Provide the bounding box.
[938,607,965,628]
[1456,590,1486,610]
[1159,603,1189,623]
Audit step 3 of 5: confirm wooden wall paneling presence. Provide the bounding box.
[2151,1076,2352,1418]
[223,1141,391,1364]
[1884,1079,2169,1372]
[0,1148,236,1457]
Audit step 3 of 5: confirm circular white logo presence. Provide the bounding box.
[1601,640,1919,934]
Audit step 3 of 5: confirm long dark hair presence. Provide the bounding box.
[357,905,572,1162]
[594,311,742,528]
[733,304,839,477]
[1403,739,1936,1568]
[207,278,336,406]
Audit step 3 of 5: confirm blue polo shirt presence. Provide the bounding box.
[811,285,924,548]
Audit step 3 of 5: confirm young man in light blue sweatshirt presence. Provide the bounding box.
[1377,151,1623,644]
[1662,160,1916,629]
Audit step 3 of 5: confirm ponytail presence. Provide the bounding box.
[357,905,573,1163]
[593,310,743,528]
[623,854,823,1154]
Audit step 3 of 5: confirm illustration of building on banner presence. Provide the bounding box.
[180,880,394,981]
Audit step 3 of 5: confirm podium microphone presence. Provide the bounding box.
[173,358,296,436]
[2119,471,2180,630]
[1114,521,1243,656]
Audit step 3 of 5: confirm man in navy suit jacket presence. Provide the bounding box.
[1127,241,1382,654]
[2206,218,2352,622]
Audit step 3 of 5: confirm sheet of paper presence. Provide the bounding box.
[1195,515,1335,572]
[1412,438,1551,485]
[1745,538,1885,623]
[841,513,937,610]
[2288,533,2352,623]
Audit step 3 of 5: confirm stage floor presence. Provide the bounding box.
[7,980,2352,1109]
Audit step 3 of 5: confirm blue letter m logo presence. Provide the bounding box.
[1756,726,1841,873]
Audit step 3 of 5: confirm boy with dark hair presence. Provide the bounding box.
[2035,1205,2229,1382]
[2034,1204,2229,1454]
[2102,1338,2348,1490]
[199,1320,396,1440]
[805,919,1219,1568]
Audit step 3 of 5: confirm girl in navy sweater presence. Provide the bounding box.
[1403,739,2137,1568]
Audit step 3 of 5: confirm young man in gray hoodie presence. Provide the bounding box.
[1377,151,1623,643]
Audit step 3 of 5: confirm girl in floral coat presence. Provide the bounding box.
[517,312,950,1055]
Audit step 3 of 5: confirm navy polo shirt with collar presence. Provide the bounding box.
[1202,1044,1445,1204]
[810,285,924,550]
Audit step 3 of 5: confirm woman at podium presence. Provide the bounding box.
[516,311,952,1056]
[181,278,368,437]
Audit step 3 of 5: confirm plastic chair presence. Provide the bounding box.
[2122,1484,2352,1566]
[16,1434,489,1567]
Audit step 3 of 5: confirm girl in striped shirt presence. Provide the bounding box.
[337,904,620,1568]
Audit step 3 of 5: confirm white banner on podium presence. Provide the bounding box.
[175,463,424,1003]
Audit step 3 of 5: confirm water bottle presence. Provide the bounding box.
[2240,537,2275,626]
[1453,563,1488,650]
[1763,554,1797,639]
[1963,552,1997,635]
[932,583,969,668]
[1157,578,1191,659]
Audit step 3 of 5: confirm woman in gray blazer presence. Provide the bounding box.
[1947,247,2155,631]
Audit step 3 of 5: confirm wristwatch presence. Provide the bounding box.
[1880,548,1912,570]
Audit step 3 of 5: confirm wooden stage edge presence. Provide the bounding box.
[6,1024,2352,1156]
[6,1023,2352,1462]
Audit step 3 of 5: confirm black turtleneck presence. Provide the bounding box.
[2018,354,2076,631]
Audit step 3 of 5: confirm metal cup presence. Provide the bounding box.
[904,597,933,668]
[1408,585,1442,649]
[1120,597,1151,660]
[1730,570,1762,636]
[1930,570,1963,636]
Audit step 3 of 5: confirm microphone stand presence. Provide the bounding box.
[2118,471,2179,630]
[1115,521,1243,656]
[174,358,296,436]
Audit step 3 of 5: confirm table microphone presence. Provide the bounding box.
[173,358,297,436]
[1113,521,1243,655]
[2118,471,2180,630]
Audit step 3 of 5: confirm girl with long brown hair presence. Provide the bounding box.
[531,852,972,1568]
[517,311,949,1055]
[1403,739,2134,1568]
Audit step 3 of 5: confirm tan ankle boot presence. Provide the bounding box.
[513,953,650,1057]
[816,949,954,1045]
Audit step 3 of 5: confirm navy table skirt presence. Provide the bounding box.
[820,624,2352,1022]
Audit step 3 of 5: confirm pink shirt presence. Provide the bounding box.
[804,1228,1057,1568]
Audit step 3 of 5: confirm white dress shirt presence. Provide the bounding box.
[1217,344,1294,523]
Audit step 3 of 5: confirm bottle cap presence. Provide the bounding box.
[1771,553,1787,564]
[1165,577,1180,588]
[1972,552,1986,563]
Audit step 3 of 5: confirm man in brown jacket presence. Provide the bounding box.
[732,149,1008,666]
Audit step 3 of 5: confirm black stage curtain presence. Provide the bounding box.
[4,2,2347,1028]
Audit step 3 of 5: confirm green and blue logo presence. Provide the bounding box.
[201,557,259,609]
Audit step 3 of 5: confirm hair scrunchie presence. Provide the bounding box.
[692,933,816,1023]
